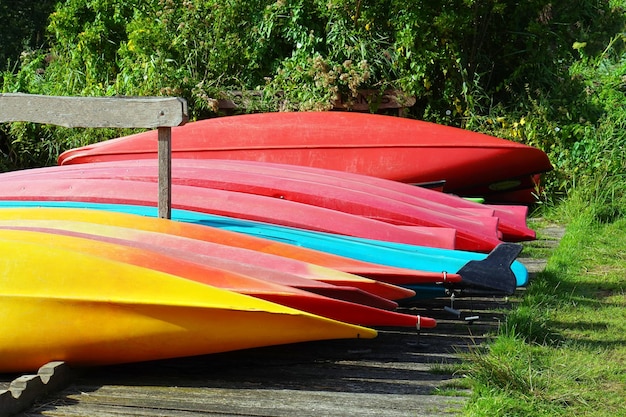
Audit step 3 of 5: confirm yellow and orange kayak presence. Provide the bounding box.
[0,238,376,373]
[0,206,436,284]
[0,228,436,331]
[0,208,416,301]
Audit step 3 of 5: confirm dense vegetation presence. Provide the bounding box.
[0,1,56,71]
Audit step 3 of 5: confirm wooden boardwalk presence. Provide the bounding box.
[2,222,563,417]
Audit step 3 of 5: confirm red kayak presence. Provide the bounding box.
[170,159,534,241]
[0,178,463,249]
[194,159,534,241]
[2,160,505,250]
[3,159,534,241]
[0,227,435,329]
[57,112,553,203]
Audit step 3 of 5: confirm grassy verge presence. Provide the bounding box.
[462,177,626,416]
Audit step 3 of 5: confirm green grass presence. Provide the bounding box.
[462,179,626,416]
[429,361,466,375]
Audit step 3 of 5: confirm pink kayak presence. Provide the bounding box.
[173,159,534,241]
[7,159,534,241]
[0,177,463,249]
[1,160,505,250]
[56,112,553,203]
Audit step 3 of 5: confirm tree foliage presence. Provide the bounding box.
[5,0,622,116]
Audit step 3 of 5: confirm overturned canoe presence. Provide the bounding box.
[0,205,455,287]
[0,218,413,305]
[0,204,525,296]
[56,112,553,203]
[0,177,460,249]
[0,228,434,329]
[0,159,505,251]
[0,238,376,373]
[2,158,535,241]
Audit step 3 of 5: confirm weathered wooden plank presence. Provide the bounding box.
[0,362,73,417]
[0,94,188,129]
[0,93,188,219]
[333,90,417,111]
[157,127,172,219]
[25,324,470,417]
[47,385,467,417]
[217,90,415,111]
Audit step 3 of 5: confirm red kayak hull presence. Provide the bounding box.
[0,177,462,249]
[2,160,505,250]
[4,158,535,241]
[57,112,553,203]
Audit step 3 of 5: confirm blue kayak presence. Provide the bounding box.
[0,201,528,297]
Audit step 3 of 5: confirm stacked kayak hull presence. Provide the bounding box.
[0,228,433,330]
[0,159,507,251]
[0,218,413,306]
[193,213,528,296]
[0,204,527,297]
[172,159,534,241]
[0,238,376,373]
[0,205,453,287]
[56,112,553,203]
[0,109,548,370]
[0,177,459,250]
[18,158,535,241]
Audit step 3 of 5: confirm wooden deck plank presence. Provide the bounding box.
[15,310,484,417]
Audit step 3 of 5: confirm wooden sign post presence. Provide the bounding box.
[0,93,188,219]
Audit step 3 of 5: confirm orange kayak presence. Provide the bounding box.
[0,237,377,373]
[0,228,435,330]
[0,206,457,285]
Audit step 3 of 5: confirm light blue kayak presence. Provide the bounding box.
[0,201,528,297]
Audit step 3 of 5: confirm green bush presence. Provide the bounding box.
[466,32,626,201]
[6,0,622,113]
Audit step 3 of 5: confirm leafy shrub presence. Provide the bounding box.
[7,0,623,113]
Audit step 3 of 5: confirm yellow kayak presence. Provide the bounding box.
[0,238,376,373]
[0,207,414,302]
